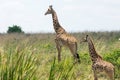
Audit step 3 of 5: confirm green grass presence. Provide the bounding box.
[0,32,120,80]
[0,45,37,80]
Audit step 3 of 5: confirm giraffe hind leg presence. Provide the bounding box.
[76,53,81,63]
[73,52,80,63]
[106,71,114,80]
[68,44,80,63]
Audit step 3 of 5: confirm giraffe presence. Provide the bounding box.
[45,5,80,63]
[80,35,114,80]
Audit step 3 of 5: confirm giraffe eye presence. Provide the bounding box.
[48,8,51,11]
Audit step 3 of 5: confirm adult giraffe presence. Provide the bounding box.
[45,5,80,63]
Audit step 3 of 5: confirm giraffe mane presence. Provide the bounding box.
[98,54,103,59]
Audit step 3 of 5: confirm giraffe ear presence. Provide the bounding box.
[86,35,88,38]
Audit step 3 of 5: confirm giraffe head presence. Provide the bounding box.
[80,35,89,43]
[45,5,54,15]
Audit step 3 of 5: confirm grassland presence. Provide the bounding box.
[0,31,120,80]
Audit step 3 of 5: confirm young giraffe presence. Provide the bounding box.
[45,5,80,63]
[80,35,114,80]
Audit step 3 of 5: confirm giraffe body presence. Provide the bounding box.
[81,35,114,80]
[45,5,80,63]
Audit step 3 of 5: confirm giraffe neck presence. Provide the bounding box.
[52,10,66,34]
[87,37,102,63]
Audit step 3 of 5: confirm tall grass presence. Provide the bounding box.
[0,31,120,80]
[0,45,37,80]
[49,58,74,80]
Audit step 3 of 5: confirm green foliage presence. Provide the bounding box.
[80,52,91,65]
[0,32,120,80]
[7,25,24,33]
[0,46,38,80]
[49,58,56,80]
[49,58,74,80]
[43,43,55,53]
[104,50,120,78]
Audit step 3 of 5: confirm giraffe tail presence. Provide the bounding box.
[113,67,115,80]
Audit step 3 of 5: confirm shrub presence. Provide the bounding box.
[7,25,24,33]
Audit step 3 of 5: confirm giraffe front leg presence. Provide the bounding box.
[93,70,98,80]
[55,39,62,62]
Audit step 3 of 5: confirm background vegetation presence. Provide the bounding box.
[0,31,120,80]
[7,25,24,33]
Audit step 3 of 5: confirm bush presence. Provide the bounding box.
[7,25,24,33]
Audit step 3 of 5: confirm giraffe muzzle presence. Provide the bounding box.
[44,12,47,15]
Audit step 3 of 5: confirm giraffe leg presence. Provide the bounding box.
[55,39,62,62]
[68,43,80,63]
[93,70,98,80]
[106,70,114,80]
[76,53,80,63]
[74,42,80,63]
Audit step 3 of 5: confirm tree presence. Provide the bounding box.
[7,25,24,33]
